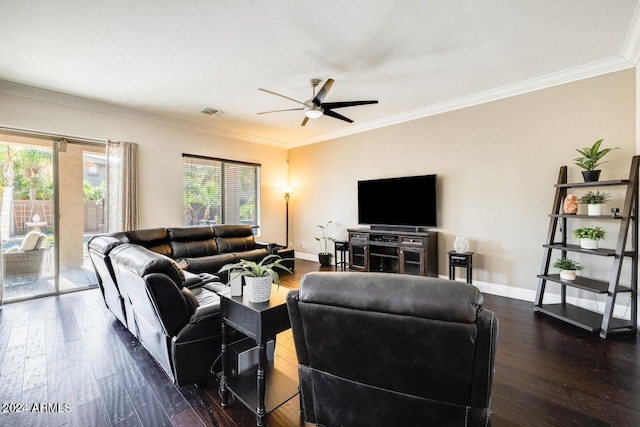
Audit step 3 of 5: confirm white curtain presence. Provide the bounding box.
[106,140,139,232]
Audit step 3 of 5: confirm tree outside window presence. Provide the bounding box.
[183,155,260,230]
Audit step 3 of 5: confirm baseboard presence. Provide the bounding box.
[296,251,639,322]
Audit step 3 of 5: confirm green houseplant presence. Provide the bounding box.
[315,221,334,267]
[552,257,584,281]
[573,226,606,249]
[578,190,611,216]
[574,139,618,182]
[218,254,293,302]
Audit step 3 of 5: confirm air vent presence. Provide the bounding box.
[200,107,226,117]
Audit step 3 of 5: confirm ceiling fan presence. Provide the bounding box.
[258,78,378,126]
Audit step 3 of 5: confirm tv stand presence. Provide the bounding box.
[348,228,438,277]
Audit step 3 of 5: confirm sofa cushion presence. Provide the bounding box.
[19,231,44,251]
[125,228,172,256]
[168,226,218,258]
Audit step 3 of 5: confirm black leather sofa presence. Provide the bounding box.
[87,224,293,386]
[287,272,499,427]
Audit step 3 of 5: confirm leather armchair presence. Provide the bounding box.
[286,272,498,427]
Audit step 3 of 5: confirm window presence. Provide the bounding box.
[183,154,260,230]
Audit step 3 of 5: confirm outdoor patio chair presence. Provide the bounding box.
[2,231,46,280]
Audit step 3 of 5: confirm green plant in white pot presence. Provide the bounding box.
[573,226,606,250]
[578,190,611,216]
[218,255,292,303]
[552,257,584,281]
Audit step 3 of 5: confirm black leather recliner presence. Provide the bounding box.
[109,243,228,386]
[286,272,499,427]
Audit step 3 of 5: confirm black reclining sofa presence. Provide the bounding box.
[87,224,293,386]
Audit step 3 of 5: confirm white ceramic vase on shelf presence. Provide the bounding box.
[560,270,577,281]
[587,204,602,216]
[453,236,470,253]
[580,238,599,249]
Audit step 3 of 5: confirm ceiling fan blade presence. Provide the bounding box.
[324,109,353,123]
[322,100,378,109]
[313,78,334,104]
[257,108,303,115]
[258,88,305,105]
[301,116,309,126]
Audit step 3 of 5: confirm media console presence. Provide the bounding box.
[348,228,438,277]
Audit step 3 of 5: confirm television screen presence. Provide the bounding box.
[358,174,437,228]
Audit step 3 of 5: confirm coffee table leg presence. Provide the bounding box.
[256,342,266,426]
[220,321,229,407]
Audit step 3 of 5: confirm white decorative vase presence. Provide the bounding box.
[580,238,599,249]
[560,270,576,281]
[453,236,469,253]
[587,204,602,216]
[245,276,273,303]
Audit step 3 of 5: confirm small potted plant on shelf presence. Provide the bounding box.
[218,255,293,303]
[573,226,606,249]
[552,257,584,281]
[315,221,334,267]
[577,190,611,216]
[573,139,618,182]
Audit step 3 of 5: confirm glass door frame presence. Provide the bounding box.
[0,127,105,304]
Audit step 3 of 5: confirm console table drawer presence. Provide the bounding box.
[350,232,369,243]
[401,236,424,247]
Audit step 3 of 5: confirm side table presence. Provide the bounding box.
[219,285,299,427]
[448,251,474,284]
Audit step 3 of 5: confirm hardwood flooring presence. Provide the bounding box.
[1,260,639,426]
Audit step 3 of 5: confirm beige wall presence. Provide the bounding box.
[289,69,636,299]
[1,69,636,302]
[0,92,290,244]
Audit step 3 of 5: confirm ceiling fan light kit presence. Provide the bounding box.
[304,103,323,118]
[258,78,378,126]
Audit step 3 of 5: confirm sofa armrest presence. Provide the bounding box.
[255,240,278,253]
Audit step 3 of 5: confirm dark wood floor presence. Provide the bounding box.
[1,260,639,427]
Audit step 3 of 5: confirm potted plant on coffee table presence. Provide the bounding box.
[573,226,606,249]
[577,190,611,216]
[218,254,292,303]
[552,257,584,281]
[574,139,618,182]
[315,221,334,267]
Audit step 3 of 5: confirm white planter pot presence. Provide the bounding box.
[560,270,577,281]
[245,276,273,303]
[580,238,599,249]
[587,204,602,216]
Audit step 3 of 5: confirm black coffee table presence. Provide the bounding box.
[219,285,299,427]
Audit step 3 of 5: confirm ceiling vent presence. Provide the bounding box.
[200,107,226,117]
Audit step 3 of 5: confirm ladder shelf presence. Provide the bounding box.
[534,156,639,338]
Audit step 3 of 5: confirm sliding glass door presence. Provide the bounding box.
[0,131,105,303]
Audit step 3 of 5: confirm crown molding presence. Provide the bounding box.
[0,80,285,147]
[623,2,640,65]
[287,56,635,148]
[1,54,635,150]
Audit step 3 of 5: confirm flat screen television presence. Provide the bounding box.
[358,174,437,230]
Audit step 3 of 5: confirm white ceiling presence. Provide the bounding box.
[1,1,640,147]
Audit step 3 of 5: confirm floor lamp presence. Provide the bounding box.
[283,189,290,247]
